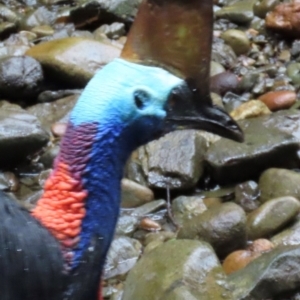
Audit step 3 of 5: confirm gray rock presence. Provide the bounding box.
[0,56,43,101]
[132,199,166,216]
[259,168,300,202]
[37,89,82,103]
[21,7,56,30]
[121,178,154,208]
[116,215,139,236]
[94,22,125,39]
[177,202,247,257]
[138,130,208,189]
[212,40,237,69]
[104,236,142,280]
[0,101,49,167]
[27,94,78,131]
[216,0,256,24]
[228,245,300,299]
[234,181,260,212]
[205,110,300,185]
[247,196,300,240]
[122,239,233,300]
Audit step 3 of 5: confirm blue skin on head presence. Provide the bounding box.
[69,59,183,268]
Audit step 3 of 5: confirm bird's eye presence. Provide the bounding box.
[133,90,150,109]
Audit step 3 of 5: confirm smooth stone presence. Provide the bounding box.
[228,245,300,299]
[211,71,239,95]
[230,100,271,121]
[131,199,166,216]
[258,90,297,111]
[259,168,300,202]
[177,202,247,257]
[0,101,49,167]
[221,29,251,55]
[115,215,139,236]
[215,0,256,24]
[205,110,300,185]
[37,89,82,103]
[234,180,260,212]
[121,178,154,208]
[26,94,78,131]
[247,196,300,240]
[210,61,225,77]
[26,37,121,87]
[144,231,176,246]
[253,0,279,18]
[286,62,300,85]
[0,56,43,101]
[271,218,300,247]
[122,240,233,300]
[94,22,125,39]
[21,7,56,30]
[31,25,55,37]
[104,236,142,280]
[138,130,207,189]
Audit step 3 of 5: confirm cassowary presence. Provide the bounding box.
[0,1,244,300]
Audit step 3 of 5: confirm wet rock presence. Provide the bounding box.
[223,239,274,274]
[139,217,161,231]
[211,71,239,95]
[205,110,300,185]
[271,217,300,247]
[258,90,296,111]
[177,202,247,257]
[39,144,59,169]
[26,37,121,87]
[26,94,78,131]
[223,92,247,112]
[221,29,251,55]
[116,215,139,236]
[230,100,271,121]
[21,7,56,30]
[0,56,43,101]
[247,196,300,240]
[0,101,49,167]
[215,0,256,24]
[228,245,300,299]
[121,178,154,208]
[0,171,19,191]
[234,180,260,212]
[266,1,300,38]
[122,239,232,300]
[132,199,166,216]
[138,130,207,189]
[95,22,125,39]
[259,168,300,202]
[253,0,279,18]
[37,89,82,103]
[210,61,225,77]
[104,236,142,280]
[286,62,300,86]
[212,40,237,69]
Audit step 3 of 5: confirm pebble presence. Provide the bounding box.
[210,71,239,95]
[138,218,161,231]
[246,196,300,240]
[221,29,251,55]
[258,90,297,111]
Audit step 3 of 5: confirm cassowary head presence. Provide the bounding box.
[70,58,243,154]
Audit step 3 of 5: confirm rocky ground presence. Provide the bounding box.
[2,0,300,299]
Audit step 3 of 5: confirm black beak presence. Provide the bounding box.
[164,79,244,142]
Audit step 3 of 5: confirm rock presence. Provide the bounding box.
[116,215,139,236]
[286,62,300,86]
[131,199,166,216]
[94,22,125,39]
[31,25,55,37]
[230,100,271,121]
[266,1,300,38]
[215,0,256,24]
[258,91,296,111]
[210,71,239,95]
[40,144,60,169]
[253,0,279,18]
[138,218,161,231]
[21,7,56,30]
[222,239,274,274]
[121,178,154,208]
[26,95,78,131]
[210,61,225,77]
[51,122,67,137]
[138,130,207,189]
[247,196,300,240]
[0,101,49,167]
[212,40,237,69]
[0,171,19,192]
[104,236,142,280]
[37,89,82,103]
[259,168,300,202]
[228,245,300,299]
[234,180,260,212]
[271,217,300,247]
[0,56,43,101]
[205,110,300,185]
[26,37,121,87]
[221,29,251,55]
[223,92,247,112]
[177,202,247,257]
[122,240,233,300]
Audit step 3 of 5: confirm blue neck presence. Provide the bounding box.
[72,121,131,268]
